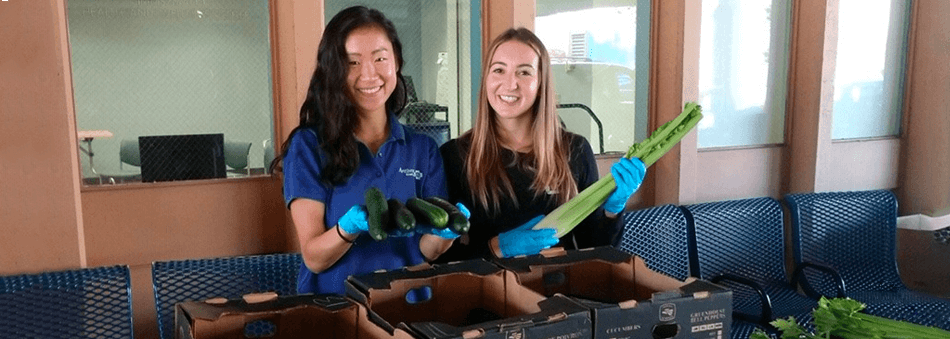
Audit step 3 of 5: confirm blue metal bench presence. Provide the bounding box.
[615,204,692,281]
[0,265,133,338]
[682,197,817,334]
[617,204,770,338]
[785,189,950,330]
[151,253,302,339]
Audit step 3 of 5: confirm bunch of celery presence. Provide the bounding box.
[533,102,703,237]
[750,297,950,339]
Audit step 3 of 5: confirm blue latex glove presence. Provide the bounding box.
[337,205,370,235]
[498,215,559,258]
[417,202,471,239]
[603,157,647,214]
[387,227,415,238]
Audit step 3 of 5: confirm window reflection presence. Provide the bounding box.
[68,0,275,185]
[832,0,908,140]
[536,1,650,154]
[697,0,790,148]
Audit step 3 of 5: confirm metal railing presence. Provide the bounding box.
[557,103,604,154]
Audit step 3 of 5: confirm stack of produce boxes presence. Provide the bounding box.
[174,247,732,339]
[493,246,733,339]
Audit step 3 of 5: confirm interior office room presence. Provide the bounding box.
[1,0,948,338]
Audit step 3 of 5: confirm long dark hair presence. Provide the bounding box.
[271,6,407,185]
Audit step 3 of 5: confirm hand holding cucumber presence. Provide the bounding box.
[362,186,471,241]
[337,205,371,237]
[416,201,471,239]
[385,198,417,238]
[422,197,471,234]
[364,187,391,241]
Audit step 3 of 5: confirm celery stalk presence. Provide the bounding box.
[752,297,950,339]
[533,102,703,237]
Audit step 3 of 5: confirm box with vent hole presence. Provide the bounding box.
[493,246,733,339]
[345,259,592,339]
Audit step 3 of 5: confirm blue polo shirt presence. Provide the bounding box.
[283,114,448,295]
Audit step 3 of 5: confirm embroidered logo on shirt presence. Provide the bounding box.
[399,167,423,180]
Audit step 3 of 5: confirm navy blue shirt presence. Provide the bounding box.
[436,132,614,262]
[283,114,448,294]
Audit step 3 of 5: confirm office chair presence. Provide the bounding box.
[263,138,275,174]
[224,140,253,175]
[119,138,141,170]
[99,138,142,184]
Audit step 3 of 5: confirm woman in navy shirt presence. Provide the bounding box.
[273,6,458,295]
[437,28,647,261]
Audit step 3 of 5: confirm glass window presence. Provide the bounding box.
[697,0,791,148]
[535,0,651,154]
[324,0,479,146]
[68,0,274,185]
[832,0,909,140]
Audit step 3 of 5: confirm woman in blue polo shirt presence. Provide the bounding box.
[272,6,460,295]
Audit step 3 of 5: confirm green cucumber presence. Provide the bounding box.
[387,198,416,231]
[424,197,470,234]
[406,197,449,229]
[364,187,389,241]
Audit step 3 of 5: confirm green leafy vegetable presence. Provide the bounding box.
[533,102,703,237]
[750,297,950,339]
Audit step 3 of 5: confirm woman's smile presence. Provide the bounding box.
[357,85,383,95]
[498,95,519,103]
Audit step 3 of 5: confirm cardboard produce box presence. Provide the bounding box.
[346,259,593,339]
[493,247,733,339]
[175,292,364,339]
[897,213,950,298]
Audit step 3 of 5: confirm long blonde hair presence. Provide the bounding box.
[463,27,577,214]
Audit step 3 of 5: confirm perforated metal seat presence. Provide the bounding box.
[0,265,133,338]
[785,190,950,330]
[615,204,691,281]
[617,204,759,338]
[151,253,302,339]
[683,197,816,332]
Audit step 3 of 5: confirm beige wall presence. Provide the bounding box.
[1,1,321,338]
[898,0,950,217]
[2,0,949,338]
[483,1,535,43]
[1,0,86,273]
[894,0,950,298]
